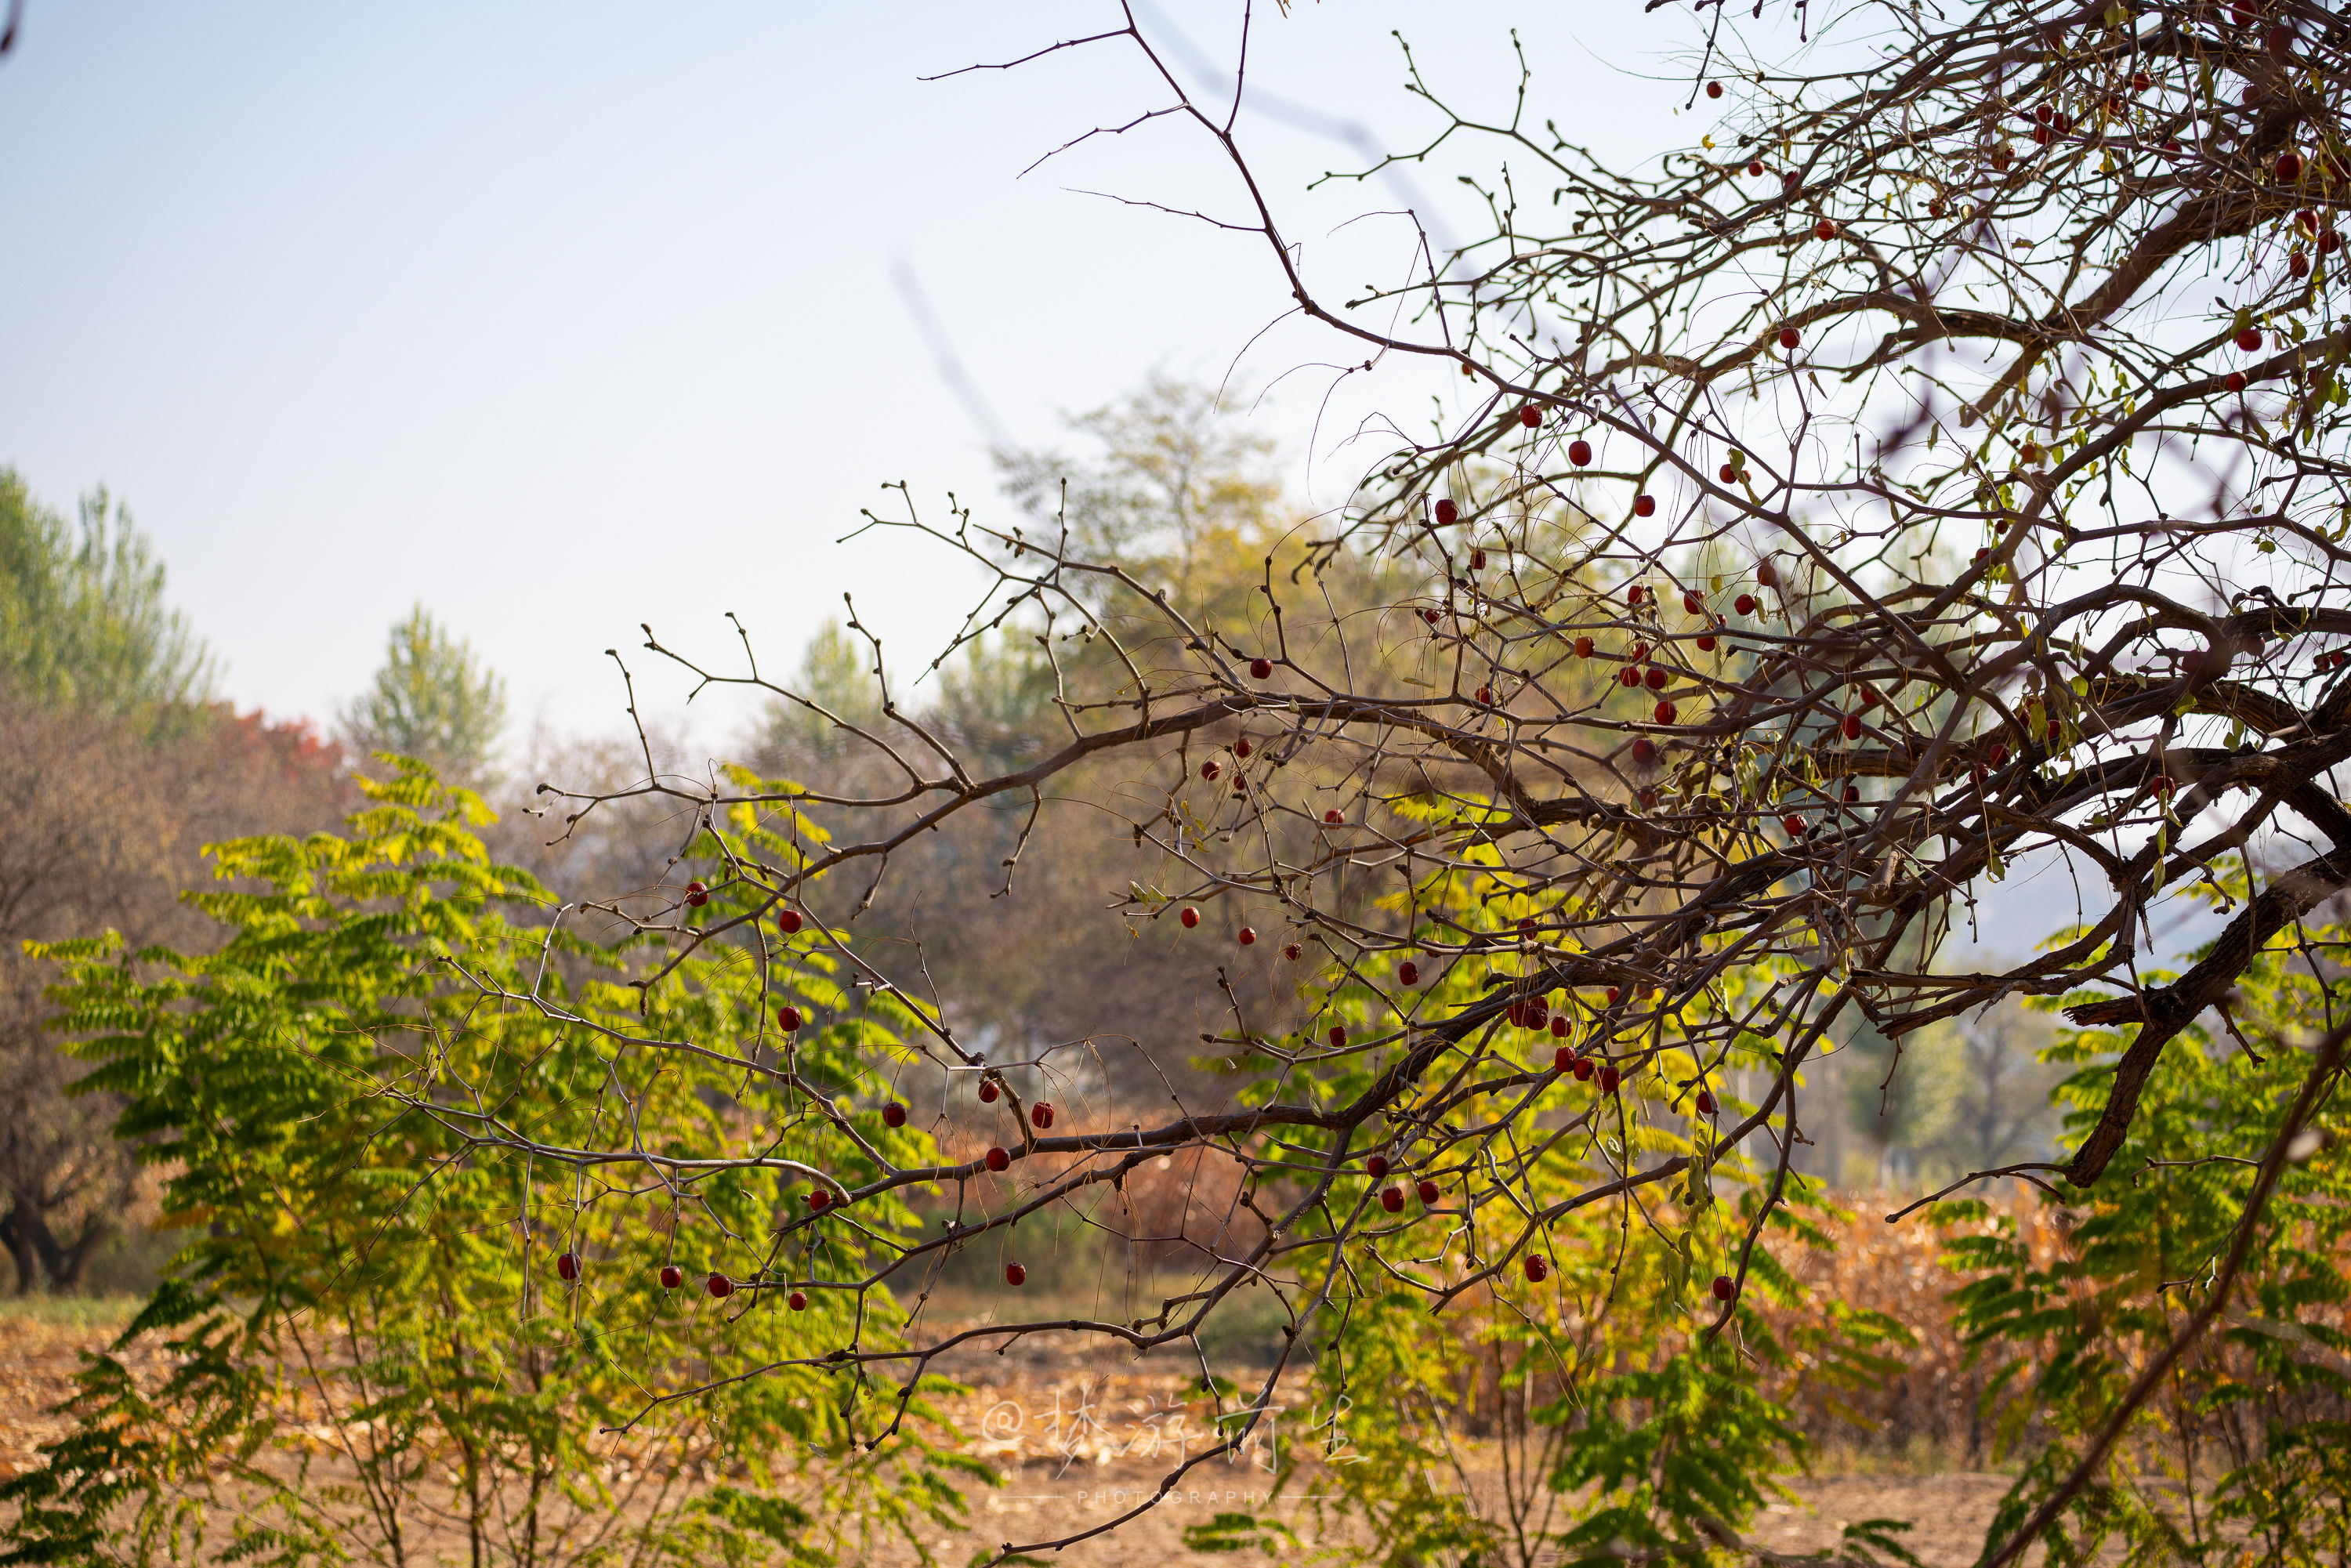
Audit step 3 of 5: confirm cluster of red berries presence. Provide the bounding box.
[636,1263,819,1309]
[2026,104,2076,146]
[1364,1153,1446,1214]
[1375,1179,1447,1212]
[1550,1045,1622,1092]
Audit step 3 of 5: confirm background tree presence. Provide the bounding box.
[994,369,1288,612]
[487,715,703,925]
[754,619,887,763]
[0,472,350,1295]
[0,697,353,1296]
[0,703,177,1293]
[0,469,215,727]
[745,378,1407,1113]
[1929,992,2065,1179]
[339,603,509,784]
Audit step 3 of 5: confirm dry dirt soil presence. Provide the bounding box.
[2,1305,2020,1566]
[849,1467,2020,1566]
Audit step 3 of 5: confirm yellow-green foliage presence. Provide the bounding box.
[1233,814,1913,1567]
[1,762,984,1568]
[1948,869,2351,1568]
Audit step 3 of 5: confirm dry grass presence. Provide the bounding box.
[0,1197,2049,1564]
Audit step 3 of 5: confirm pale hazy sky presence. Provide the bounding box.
[2,4,2228,966]
[1,1,1694,750]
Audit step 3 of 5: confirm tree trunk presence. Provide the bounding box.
[49,1211,114,1289]
[0,1196,111,1291]
[0,1201,44,1294]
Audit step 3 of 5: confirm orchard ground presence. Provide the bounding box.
[0,1283,2027,1566]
